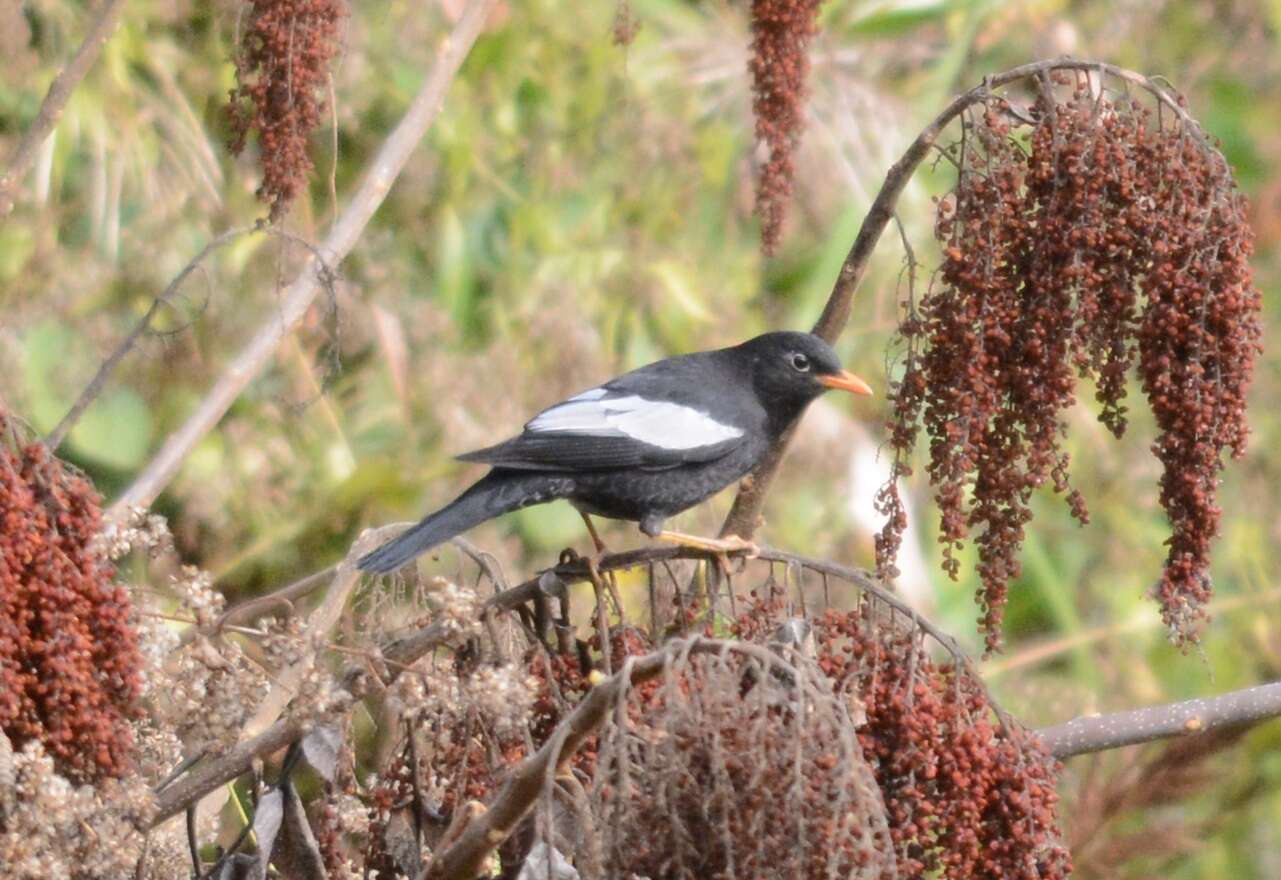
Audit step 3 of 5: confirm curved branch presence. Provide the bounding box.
[46,225,259,452]
[719,57,1211,541]
[0,0,127,218]
[107,0,499,521]
[1038,681,1281,759]
[483,544,966,664]
[425,637,780,880]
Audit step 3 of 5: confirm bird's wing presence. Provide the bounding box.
[457,386,746,472]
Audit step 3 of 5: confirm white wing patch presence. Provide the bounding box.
[527,393,743,451]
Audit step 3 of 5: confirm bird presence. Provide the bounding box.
[357,331,872,574]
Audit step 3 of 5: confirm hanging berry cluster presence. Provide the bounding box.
[875,74,1261,652]
[748,0,825,255]
[227,0,347,221]
[0,417,141,781]
[816,604,1069,879]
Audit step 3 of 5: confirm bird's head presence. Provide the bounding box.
[738,331,873,416]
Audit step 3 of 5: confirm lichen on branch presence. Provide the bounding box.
[875,73,1262,653]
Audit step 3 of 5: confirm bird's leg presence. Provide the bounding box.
[584,554,614,675]
[579,511,609,555]
[579,512,625,621]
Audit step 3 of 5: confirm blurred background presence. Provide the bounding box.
[1,0,1279,875]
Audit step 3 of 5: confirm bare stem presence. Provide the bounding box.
[1039,681,1281,759]
[0,0,127,218]
[108,0,499,520]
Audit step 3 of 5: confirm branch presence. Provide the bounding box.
[152,710,311,829]
[150,617,455,827]
[425,637,765,880]
[1037,681,1281,760]
[107,0,499,521]
[0,0,127,218]
[484,544,968,665]
[718,57,1208,541]
[45,225,258,452]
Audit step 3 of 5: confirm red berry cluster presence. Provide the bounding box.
[876,77,1261,651]
[359,590,1066,876]
[0,419,141,781]
[748,0,824,254]
[227,0,347,221]
[812,604,1070,878]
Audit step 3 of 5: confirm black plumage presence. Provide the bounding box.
[357,331,872,573]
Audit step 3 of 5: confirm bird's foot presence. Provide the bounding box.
[654,530,759,577]
[573,512,626,621]
[654,530,760,556]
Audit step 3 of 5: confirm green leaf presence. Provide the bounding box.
[20,319,76,430]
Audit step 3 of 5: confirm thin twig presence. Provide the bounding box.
[107,0,500,520]
[45,225,259,452]
[185,806,200,876]
[0,0,128,218]
[177,563,340,648]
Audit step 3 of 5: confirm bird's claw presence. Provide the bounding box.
[654,530,758,577]
[712,535,758,578]
[717,534,760,559]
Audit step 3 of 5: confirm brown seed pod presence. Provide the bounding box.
[0,415,142,781]
[226,0,347,221]
[876,77,1261,652]
[748,0,825,255]
[813,602,1070,879]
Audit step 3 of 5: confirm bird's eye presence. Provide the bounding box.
[790,353,811,372]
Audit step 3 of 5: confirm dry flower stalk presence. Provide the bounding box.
[875,74,1261,652]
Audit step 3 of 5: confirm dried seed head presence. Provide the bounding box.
[749,0,824,254]
[0,415,142,781]
[876,78,1261,652]
[226,0,348,221]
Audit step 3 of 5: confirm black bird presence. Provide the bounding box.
[357,331,872,573]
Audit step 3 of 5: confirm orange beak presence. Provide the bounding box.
[818,369,874,396]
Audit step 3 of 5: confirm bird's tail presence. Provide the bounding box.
[357,471,569,574]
